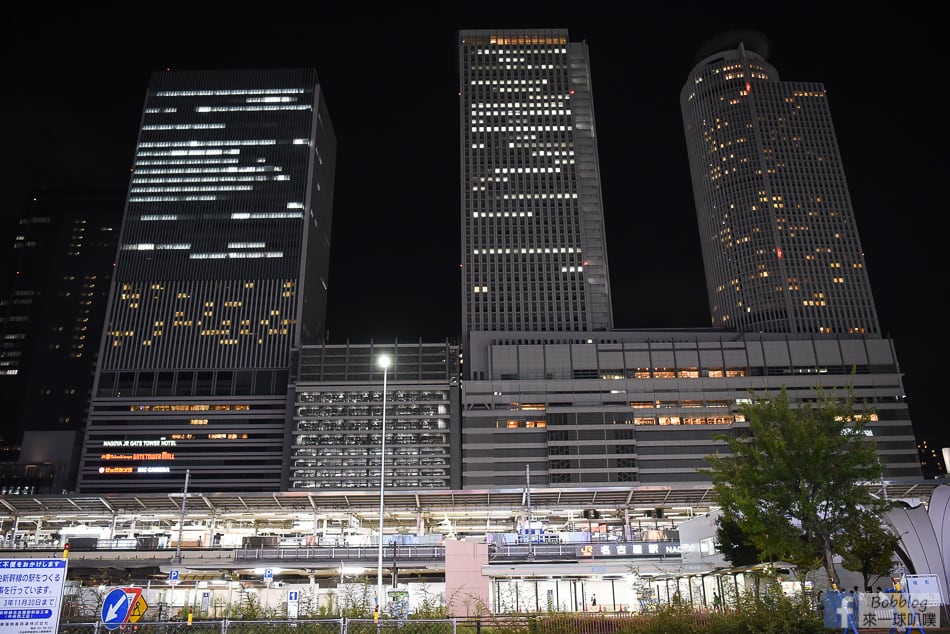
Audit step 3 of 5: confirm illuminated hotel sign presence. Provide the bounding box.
[98,438,177,475]
[101,452,175,460]
[103,439,177,447]
[99,466,172,474]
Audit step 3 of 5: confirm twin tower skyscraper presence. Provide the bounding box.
[75,29,918,493]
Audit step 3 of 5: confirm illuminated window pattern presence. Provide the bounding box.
[79,68,333,494]
[681,43,879,336]
[460,331,920,487]
[459,28,613,343]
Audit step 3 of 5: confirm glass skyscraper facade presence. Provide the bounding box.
[76,69,336,493]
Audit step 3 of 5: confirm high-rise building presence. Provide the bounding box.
[458,28,613,374]
[0,189,124,492]
[680,32,880,336]
[457,30,921,488]
[76,69,336,493]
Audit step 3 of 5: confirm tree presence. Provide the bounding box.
[704,384,893,588]
[715,512,759,567]
[836,512,901,591]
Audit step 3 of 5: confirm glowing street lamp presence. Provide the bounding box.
[375,353,391,619]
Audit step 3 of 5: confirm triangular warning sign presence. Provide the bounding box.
[128,596,149,623]
[122,588,145,623]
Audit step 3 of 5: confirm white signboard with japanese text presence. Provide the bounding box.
[0,558,68,634]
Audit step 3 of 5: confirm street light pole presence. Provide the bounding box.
[376,353,391,619]
[175,469,190,564]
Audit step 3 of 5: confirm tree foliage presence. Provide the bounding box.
[715,512,759,567]
[836,512,901,591]
[704,385,892,587]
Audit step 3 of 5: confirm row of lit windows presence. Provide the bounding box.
[471,125,571,133]
[131,404,251,411]
[132,185,254,193]
[140,139,282,149]
[136,149,240,157]
[471,211,537,219]
[190,251,284,260]
[570,368,749,380]
[630,400,731,409]
[154,88,306,97]
[501,415,744,428]
[471,99,568,111]
[130,195,218,202]
[142,123,226,131]
[502,420,546,428]
[636,415,740,425]
[471,246,580,255]
[137,157,239,167]
[198,105,311,113]
[123,243,190,250]
[474,109,571,119]
[132,174,288,185]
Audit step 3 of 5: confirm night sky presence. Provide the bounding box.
[2,6,943,451]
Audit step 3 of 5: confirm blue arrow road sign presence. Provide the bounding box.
[102,587,130,630]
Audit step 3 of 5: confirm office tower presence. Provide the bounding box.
[0,189,124,492]
[288,340,461,490]
[458,28,613,373]
[76,69,336,493]
[680,32,880,336]
[458,31,922,488]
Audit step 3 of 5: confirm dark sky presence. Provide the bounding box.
[1,6,944,451]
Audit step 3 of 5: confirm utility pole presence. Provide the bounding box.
[525,465,535,561]
[390,540,398,588]
[174,469,190,564]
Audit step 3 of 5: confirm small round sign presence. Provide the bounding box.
[101,587,131,630]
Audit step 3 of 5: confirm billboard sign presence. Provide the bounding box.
[0,558,68,634]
